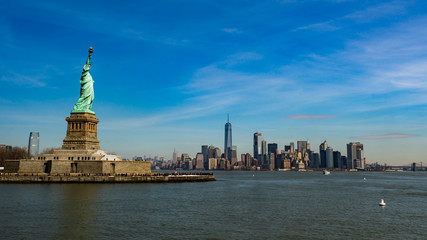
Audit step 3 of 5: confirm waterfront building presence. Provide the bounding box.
[224,115,232,161]
[241,153,253,168]
[195,153,204,170]
[218,158,227,169]
[319,140,328,151]
[320,150,326,168]
[307,150,314,168]
[231,146,237,165]
[312,153,320,168]
[269,153,275,170]
[268,143,278,156]
[261,140,267,155]
[208,158,217,170]
[202,145,208,169]
[356,148,365,169]
[214,147,222,159]
[347,142,364,169]
[341,156,347,169]
[253,132,264,159]
[319,141,328,168]
[326,147,333,168]
[28,132,40,159]
[297,140,307,155]
[181,153,191,162]
[208,145,216,158]
[333,151,341,169]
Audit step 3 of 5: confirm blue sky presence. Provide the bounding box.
[1,0,426,165]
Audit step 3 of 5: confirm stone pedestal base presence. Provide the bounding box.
[62,112,100,150]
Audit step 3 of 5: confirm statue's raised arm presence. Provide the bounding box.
[72,47,95,114]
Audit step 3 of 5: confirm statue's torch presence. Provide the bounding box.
[88,47,93,59]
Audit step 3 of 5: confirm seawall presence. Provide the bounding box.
[0,174,215,183]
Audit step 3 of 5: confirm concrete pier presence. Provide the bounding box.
[0,173,215,183]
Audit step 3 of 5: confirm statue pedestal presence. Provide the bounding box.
[62,112,100,150]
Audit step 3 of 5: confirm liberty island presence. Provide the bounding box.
[0,48,214,183]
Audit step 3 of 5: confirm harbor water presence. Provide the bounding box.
[0,171,426,239]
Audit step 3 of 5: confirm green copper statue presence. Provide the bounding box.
[72,47,95,114]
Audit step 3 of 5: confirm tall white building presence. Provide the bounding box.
[28,132,39,159]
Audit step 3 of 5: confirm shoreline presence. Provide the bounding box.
[0,173,215,184]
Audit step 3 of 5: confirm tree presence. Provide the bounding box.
[41,147,60,154]
[0,146,29,167]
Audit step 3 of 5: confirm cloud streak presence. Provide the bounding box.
[297,1,409,31]
[1,72,46,87]
[285,114,338,120]
[350,133,419,139]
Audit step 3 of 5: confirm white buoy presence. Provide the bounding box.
[379,199,386,207]
[364,177,366,180]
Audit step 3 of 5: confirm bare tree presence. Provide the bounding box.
[41,147,60,154]
[0,146,29,167]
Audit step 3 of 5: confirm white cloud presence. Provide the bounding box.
[343,1,407,22]
[1,72,46,87]
[296,21,340,31]
[298,1,409,31]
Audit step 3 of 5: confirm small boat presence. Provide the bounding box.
[379,199,386,207]
[323,169,330,175]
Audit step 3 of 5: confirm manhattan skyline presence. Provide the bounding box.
[1,1,426,165]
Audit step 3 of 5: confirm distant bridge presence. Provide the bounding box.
[388,162,425,171]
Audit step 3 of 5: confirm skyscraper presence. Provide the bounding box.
[326,147,333,168]
[312,153,320,168]
[253,132,263,158]
[202,145,209,169]
[347,142,364,169]
[297,140,307,153]
[224,114,232,160]
[268,143,278,156]
[319,140,328,168]
[28,132,39,159]
[333,151,342,169]
[172,148,177,163]
[231,146,237,165]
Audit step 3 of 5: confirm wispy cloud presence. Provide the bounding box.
[350,133,419,139]
[1,72,45,87]
[297,1,409,31]
[341,17,427,93]
[289,15,427,110]
[296,21,340,31]
[285,114,338,120]
[223,52,263,66]
[222,28,239,33]
[343,1,407,22]
[101,94,239,130]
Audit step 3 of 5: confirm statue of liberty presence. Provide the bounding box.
[72,47,95,114]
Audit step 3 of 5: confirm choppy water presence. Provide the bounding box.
[0,171,426,239]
